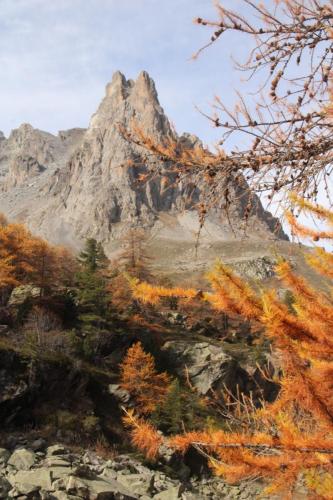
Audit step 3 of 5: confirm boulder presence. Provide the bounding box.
[108,384,130,404]
[76,477,138,499]
[43,457,71,468]
[153,484,184,499]
[230,256,276,280]
[161,340,248,395]
[30,439,47,452]
[8,449,36,470]
[47,445,67,456]
[53,492,82,500]
[66,475,89,497]
[116,473,154,497]
[8,285,41,306]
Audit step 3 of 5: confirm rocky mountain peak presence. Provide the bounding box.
[9,123,38,145]
[135,70,159,99]
[104,70,158,101]
[89,70,171,138]
[0,70,287,262]
[105,71,132,99]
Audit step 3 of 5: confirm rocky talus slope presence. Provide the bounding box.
[0,71,287,269]
[0,441,306,500]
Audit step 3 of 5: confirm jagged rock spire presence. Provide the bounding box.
[0,71,287,253]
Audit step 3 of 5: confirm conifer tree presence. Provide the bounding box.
[78,238,108,273]
[75,239,112,346]
[120,342,171,415]
[152,379,183,434]
[152,379,210,435]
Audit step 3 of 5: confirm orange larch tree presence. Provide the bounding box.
[0,214,75,297]
[124,196,333,498]
[120,341,171,415]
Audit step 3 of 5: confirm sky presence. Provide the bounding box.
[0,0,249,146]
[0,0,330,241]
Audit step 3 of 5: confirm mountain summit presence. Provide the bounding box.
[0,71,287,261]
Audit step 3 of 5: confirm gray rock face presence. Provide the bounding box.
[161,340,244,395]
[0,71,287,256]
[230,256,276,280]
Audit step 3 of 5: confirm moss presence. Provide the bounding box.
[82,415,100,433]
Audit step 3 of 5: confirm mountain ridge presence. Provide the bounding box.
[0,71,287,261]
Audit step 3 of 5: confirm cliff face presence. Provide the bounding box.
[0,71,287,253]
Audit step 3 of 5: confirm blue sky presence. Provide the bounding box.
[0,0,248,146]
[1,0,331,239]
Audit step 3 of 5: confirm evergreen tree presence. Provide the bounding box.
[78,238,108,273]
[74,239,112,357]
[152,379,209,435]
[152,379,183,434]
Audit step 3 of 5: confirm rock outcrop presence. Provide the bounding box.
[0,71,287,257]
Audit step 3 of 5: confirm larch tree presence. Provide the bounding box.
[125,196,333,498]
[120,3,333,494]
[120,341,171,415]
[123,0,333,219]
[116,228,153,280]
[108,228,153,311]
[0,217,74,298]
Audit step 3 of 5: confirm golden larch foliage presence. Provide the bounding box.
[120,341,171,415]
[122,408,162,461]
[0,214,76,294]
[125,195,333,498]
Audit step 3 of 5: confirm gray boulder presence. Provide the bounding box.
[72,476,138,499]
[7,469,52,491]
[108,384,130,404]
[8,285,41,306]
[230,256,276,280]
[116,473,154,497]
[8,449,36,471]
[161,340,246,395]
[153,484,184,499]
[46,445,67,456]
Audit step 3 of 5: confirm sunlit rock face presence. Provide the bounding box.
[0,71,287,254]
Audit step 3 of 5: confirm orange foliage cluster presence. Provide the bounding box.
[126,197,333,498]
[120,341,171,415]
[0,214,75,294]
[122,408,162,461]
[129,277,198,305]
[286,193,333,242]
[121,123,226,178]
